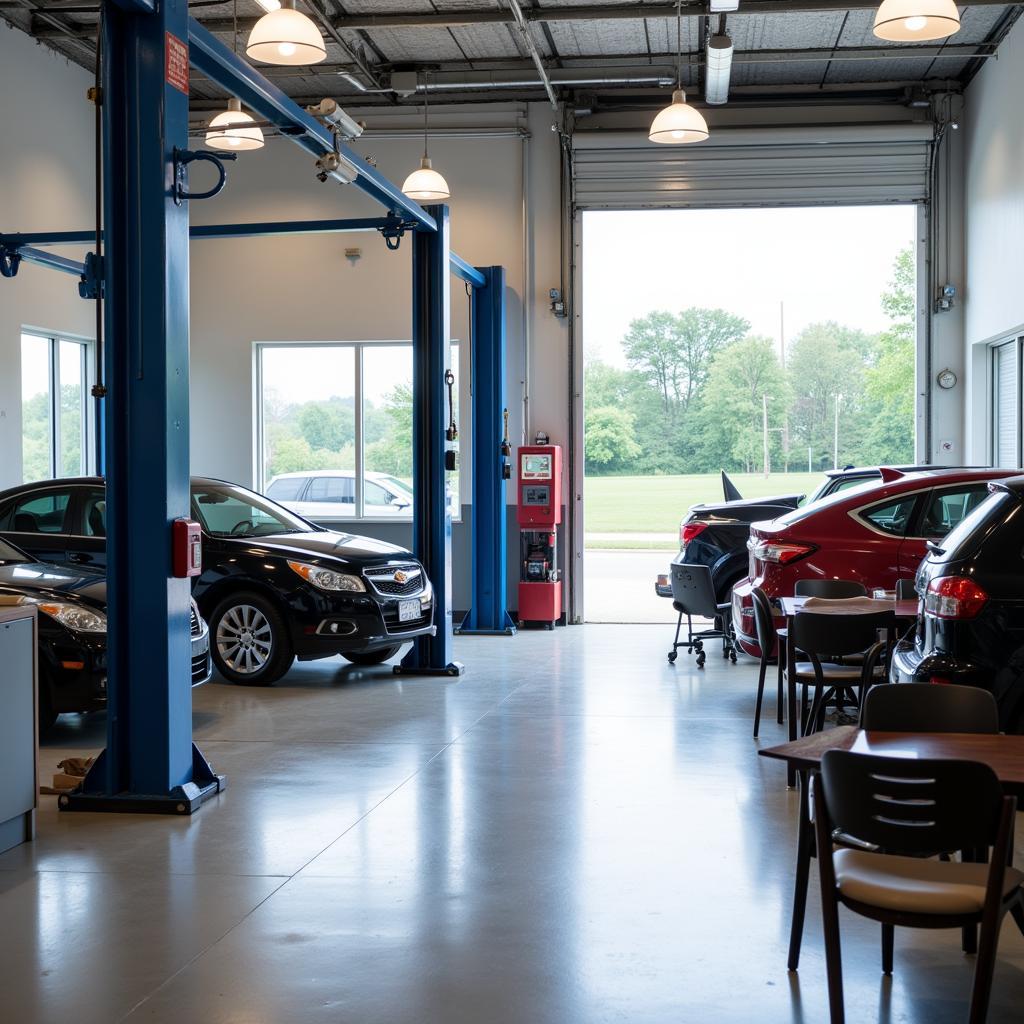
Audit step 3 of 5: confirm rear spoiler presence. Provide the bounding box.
[721,470,743,502]
[878,466,907,483]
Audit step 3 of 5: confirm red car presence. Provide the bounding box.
[731,467,1010,658]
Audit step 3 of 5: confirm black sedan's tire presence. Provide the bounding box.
[341,645,402,667]
[209,591,293,686]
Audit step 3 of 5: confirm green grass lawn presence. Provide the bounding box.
[584,471,824,546]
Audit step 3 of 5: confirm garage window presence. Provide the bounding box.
[20,331,90,482]
[992,338,1021,469]
[255,342,460,521]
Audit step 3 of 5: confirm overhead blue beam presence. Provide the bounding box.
[3,223,486,283]
[450,253,487,289]
[187,18,437,233]
[14,245,86,277]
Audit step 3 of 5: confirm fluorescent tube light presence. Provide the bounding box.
[704,33,733,106]
[255,0,282,11]
[709,0,739,11]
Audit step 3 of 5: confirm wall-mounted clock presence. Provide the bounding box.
[936,368,958,390]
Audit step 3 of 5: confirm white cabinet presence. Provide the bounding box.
[0,606,37,853]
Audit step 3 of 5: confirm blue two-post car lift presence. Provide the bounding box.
[0,0,515,814]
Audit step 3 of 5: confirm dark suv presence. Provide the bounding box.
[655,466,947,604]
[891,476,1024,732]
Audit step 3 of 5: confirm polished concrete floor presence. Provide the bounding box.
[3,625,1024,1023]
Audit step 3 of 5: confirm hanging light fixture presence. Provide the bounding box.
[649,0,709,144]
[207,98,265,151]
[873,0,960,40]
[246,0,326,66]
[403,76,451,202]
[208,2,265,151]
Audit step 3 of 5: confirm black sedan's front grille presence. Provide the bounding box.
[382,604,431,634]
[364,564,424,599]
[190,605,201,636]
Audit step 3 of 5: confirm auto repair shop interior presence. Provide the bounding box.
[2,0,1024,1021]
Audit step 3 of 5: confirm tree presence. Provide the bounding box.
[365,383,413,477]
[694,336,789,473]
[787,322,871,466]
[858,246,916,463]
[621,308,750,421]
[585,405,641,473]
[297,398,354,453]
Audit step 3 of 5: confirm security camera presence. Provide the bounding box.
[315,151,360,185]
[308,99,364,141]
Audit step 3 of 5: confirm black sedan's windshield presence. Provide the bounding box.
[192,482,315,538]
[0,539,32,565]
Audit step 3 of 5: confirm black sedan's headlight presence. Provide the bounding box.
[286,559,365,593]
[23,598,107,634]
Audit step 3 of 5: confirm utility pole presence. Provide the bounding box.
[834,393,842,470]
[763,393,770,477]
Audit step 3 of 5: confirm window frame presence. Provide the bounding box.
[20,329,92,482]
[254,340,462,523]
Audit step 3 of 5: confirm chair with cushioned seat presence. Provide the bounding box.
[815,750,1024,1024]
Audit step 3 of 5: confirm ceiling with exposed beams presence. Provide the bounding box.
[2,0,1020,111]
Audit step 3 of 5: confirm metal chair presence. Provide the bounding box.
[751,586,785,737]
[667,562,736,668]
[861,682,999,734]
[815,750,1024,1024]
[787,611,893,735]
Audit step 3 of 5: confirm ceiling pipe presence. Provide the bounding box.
[503,0,558,110]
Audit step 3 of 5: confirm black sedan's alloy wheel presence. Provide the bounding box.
[210,591,293,685]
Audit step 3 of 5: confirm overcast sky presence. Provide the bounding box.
[582,205,918,368]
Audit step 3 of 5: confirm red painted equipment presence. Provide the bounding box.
[516,445,562,628]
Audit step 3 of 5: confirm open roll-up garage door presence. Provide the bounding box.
[571,123,934,210]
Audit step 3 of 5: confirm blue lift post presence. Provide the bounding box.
[459,266,516,635]
[62,0,222,813]
[399,205,463,676]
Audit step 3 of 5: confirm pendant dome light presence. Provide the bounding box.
[207,2,264,151]
[649,0,709,144]
[246,0,326,66]
[207,98,265,151]
[872,0,960,40]
[402,75,451,202]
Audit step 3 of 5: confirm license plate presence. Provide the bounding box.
[398,599,420,623]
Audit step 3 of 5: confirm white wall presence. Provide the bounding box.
[963,15,1024,461]
[188,101,568,489]
[0,24,95,489]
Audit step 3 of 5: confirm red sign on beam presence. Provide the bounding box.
[165,32,189,95]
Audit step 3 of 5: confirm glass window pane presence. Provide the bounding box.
[260,346,356,516]
[21,334,52,482]
[861,495,917,536]
[363,346,413,518]
[11,491,70,534]
[59,339,85,476]
[919,485,989,538]
[993,341,1019,468]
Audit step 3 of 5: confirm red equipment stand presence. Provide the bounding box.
[516,445,562,629]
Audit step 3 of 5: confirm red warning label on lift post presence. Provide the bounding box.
[165,32,189,95]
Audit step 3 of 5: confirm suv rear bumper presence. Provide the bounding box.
[890,639,989,686]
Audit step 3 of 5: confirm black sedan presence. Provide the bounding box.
[891,476,1024,732]
[0,538,211,732]
[0,476,435,685]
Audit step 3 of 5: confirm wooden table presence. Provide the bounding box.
[759,727,1024,970]
[778,597,919,748]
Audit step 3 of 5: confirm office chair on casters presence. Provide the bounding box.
[667,562,737,668]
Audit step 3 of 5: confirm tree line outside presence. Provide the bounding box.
[584,247,916,477]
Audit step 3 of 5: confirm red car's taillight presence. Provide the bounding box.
[924,576,988,620]
[680,521,708,546]
[747,537,816,565]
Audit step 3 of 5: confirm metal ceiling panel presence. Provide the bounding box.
[732,58,833,86]
[449,23,526,59]
[364,27,472,61]
[547,19,652,57]
[727,11,849,51]
[642,16,700,55]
